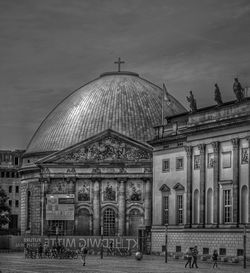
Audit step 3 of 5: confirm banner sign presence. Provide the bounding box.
[46,194,75,220]
[19,236,138,251]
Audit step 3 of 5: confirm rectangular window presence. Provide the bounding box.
[194,155,200,169]
[176,157,184,170]
[237,249,244,256]
[241,148,249,164]
[14,157,19,166]
[15,200,19,208]
[224,189,232,223]
[203,248,209,255]
[9,186,12,193]
[222,152,231,168]
[177,195,183,224]
[1,172,4,178]
[176,246,182,252]
[162,196,169,225]
[207,153,214,168]
[162,159,170,172]
[16,186,19,193]
[9,200,12,207]
[6,172,10,178]
[219,248,226,256]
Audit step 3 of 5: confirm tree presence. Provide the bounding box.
[0,186,10,228]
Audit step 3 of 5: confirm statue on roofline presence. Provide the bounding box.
[186,91,197,112]
[214,83,223,106]
[233,78,245,102]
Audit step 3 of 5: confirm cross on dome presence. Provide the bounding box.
[114,57,125,72]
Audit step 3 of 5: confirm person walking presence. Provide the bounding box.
[80,246,88,266]
[185,247,192,268]
[191,246,199,268]
[212,249,218,268]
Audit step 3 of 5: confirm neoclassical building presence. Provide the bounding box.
[150,97,250,256]
[20,70,185,237]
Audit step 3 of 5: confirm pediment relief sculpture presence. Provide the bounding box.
[56,136,152,162]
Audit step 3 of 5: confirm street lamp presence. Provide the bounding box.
[165,224,168,263]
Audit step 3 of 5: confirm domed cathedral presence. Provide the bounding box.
[20,64,185,237]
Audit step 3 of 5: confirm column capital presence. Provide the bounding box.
[231,138,240,148]
[198,143,206,154]
[185,146,193,157]
[211,141,220,153]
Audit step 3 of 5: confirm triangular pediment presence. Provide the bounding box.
[173,183,185,191]
[37,129,152,164]
[159,184,170,192]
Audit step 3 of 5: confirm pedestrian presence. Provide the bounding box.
[38,243,43,259]
[212,249,218,268]
[80,246,88,266]
[184,247,192,268]
[191,246,199,268]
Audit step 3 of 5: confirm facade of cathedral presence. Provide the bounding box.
[20,71,185,237]
[149,98,250,256]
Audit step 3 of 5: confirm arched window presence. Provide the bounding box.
[76,208,91,235]
[207,188,213,224]
[103,208,116,236]
[194,189,199,224]
[129,209,143,236]
[27,191,31,230]
[241,185,248,224]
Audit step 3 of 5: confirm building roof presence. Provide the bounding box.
[25,71,186,155]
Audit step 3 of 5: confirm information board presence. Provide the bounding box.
[46,194,75,220]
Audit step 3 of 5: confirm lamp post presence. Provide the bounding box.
[100,226,103,259]
[165,224,168,263]
[243,225,246,269]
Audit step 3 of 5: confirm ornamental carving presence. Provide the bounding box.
[49,180,68,194]
[57,136,151,162]
[103,181,116,201]
[77,180,90,201]
[127,181,142,202]
[241,148,249,164]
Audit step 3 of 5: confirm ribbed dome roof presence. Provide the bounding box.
[26,71,186,154]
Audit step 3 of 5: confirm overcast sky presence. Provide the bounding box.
[1,0,250,150]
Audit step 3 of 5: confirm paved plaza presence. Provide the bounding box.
[0,253,249,273]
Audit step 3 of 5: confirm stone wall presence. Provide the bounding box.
[152,227,250,257]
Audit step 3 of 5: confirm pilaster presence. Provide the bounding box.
[232,138,240,226]
[198,144,206,227]
[118,179,126,235]
[212,141,220,227]
[247,137,250,224]
[144,179,152,227]
[184,146,192,227]
[93,179,100,235]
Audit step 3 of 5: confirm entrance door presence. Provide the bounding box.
[76,208,90,235]
[129,209,142,236]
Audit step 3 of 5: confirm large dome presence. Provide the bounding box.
[26,71,185,155]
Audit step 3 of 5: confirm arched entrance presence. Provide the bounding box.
[129,209,143,236]
[103,208,116,236]
[76,208,91,235]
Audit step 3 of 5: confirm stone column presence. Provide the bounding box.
[93,179,100,235]
[198,144,206,227]
[232,138,240,226]
[247,138,250,224]
[212,141,220,227]
[118,179,126,236]
[144,179,152,227]
[185,146,193,227]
